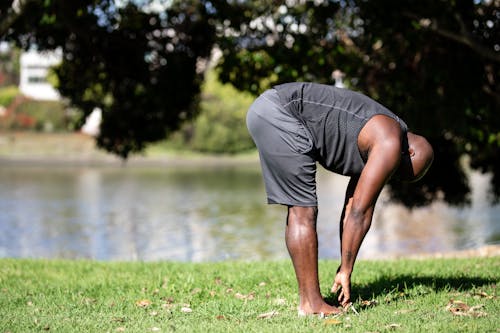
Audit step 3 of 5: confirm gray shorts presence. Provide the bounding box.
[246,89,317,206]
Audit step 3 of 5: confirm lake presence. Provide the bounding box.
[1,163,499,261]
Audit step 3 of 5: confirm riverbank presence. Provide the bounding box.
[391,244,500,259]
[0,132,260,168]
[1,257,498,332]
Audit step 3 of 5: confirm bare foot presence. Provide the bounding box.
[298,302,342,317]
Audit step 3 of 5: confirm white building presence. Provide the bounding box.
[19,49,62,101]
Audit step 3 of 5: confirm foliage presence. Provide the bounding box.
[212,0,346,91]
[13,99,70,131]
[0,94,71,132]
[170,70,255,154]
[211,0,500,205]
[1,0,216,158]
[1,257,498,332]
[0,85,18,106]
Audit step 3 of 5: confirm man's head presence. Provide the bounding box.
[397,132,434,183]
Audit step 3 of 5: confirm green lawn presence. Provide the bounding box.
[1,258,498,332]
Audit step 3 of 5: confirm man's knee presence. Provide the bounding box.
[287,206,318,227]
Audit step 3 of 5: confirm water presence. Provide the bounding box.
[1,164,499,261]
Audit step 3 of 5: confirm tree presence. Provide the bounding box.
[1,0,216,158]
[210,0,500,205]
[0,45,20,87]
[2,0,498,206]
[348,0,500,206]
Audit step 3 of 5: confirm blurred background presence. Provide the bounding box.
[0,0,499,261]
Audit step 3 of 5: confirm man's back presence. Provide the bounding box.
[273,82,408,176]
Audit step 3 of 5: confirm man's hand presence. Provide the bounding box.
[331,268,352,307]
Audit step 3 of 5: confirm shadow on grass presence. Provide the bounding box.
[325,274,497,306]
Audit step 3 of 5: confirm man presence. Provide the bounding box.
[246,82,433,316]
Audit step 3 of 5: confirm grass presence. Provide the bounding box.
[0,258,498,332]
[0,132,260,168]
[0,132,107,158]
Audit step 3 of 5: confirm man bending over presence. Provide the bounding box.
[246,82,433,316]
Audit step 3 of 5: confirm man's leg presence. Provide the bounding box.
[286,206,340,315]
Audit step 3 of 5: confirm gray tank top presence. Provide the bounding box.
[274,82,408,176]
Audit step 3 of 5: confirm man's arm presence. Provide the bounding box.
[338,175,359,248]
[332,142,401,306]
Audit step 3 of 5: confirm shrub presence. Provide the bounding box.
[0,86,19,107]
[170,71,256,154]
[14,99,70,131]
[0,96,75,132]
